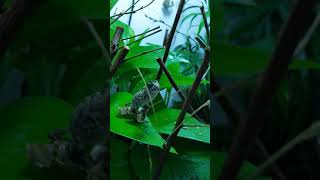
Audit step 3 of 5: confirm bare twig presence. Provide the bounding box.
[117,29,162,50]
[120,26,160,41]
[82,17,108,59]
[248,121,320,180]
[294,10,320,56]
[219,1,316,179]
[195,36,206,49]
[200,5,209,39]
[110,46,130,76]
[124,47,164,62]
[145,14,197,43]
[155,58,201,120]
[110,0,141,24]
[155,0,186,81]
[111,26,124,60]
[128,0,135,26]
[190,99,210,117]
[152,47,210,180]
[111,0,156,25]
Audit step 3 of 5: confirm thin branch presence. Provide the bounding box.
[124,47,163,62]
[120,26,160,41]
[117,29,162,51]
[190,99,210,117]
[247,121,320,180]
[110,0,141,24]
[155,58,201,120]
[82,17,108,59]
[195,36,206,49]
[110,46,130,76]
[211,71,287,179]
[155,0,186,81]
[112,0,155,17]
[111,0,156,25]
[199,5,209,39]
[294,10,320,56]
[145,14,197,43]
[219,1,316,179]
[152,47,210,180]
[128,0,135,26]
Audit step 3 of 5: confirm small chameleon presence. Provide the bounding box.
[119,80,160,122]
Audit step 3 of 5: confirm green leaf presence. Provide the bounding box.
[69,59,106,105]
[110,0,119,11]
[213,151,271,180]
[110,20,135,44]
[130,63,208,94]
[0,97,74,179]
[110,92,177,153]
[149,109,210,143]
[214,43,320,77]
[116,45,166,75]
[131,143,211,180]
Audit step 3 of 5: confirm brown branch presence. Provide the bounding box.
[152,47,210,180]
[212,72,287,179]
[110,46,130,76]
[120,26,160,41]
[155,0,186,81]
[110,0,141,24]
[111,26,124,60]
[82,17,108,59]
[200,5,209,39]
[111,0,155,18]
[124,47,163,62]
[219,0,316,179]
[110,0,157,25]
[155,58,201,120]
[145,14,197,44]
[0,0,44,60]
[195,36,206,49]
[117,28,162,50]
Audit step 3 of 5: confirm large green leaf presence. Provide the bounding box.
[131,142,211,180]
[213,151,271,180]
[149,109,210,143]
[0,97,75,179]
[110,92,176,153]
[116,45,166,75]
[110,20,135,45]
[69,58,106,105]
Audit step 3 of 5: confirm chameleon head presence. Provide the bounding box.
[146,80,160,92]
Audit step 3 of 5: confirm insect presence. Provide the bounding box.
[119,80,160,122]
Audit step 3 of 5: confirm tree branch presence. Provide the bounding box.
[155,0,186,81]
[110,46,130,76]
[219,0,316,179]
[152,47,210,180]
